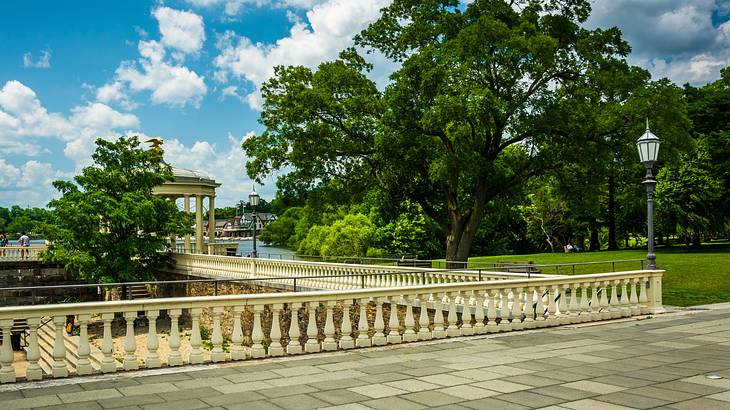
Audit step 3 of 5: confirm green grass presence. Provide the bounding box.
[467,243,730,307]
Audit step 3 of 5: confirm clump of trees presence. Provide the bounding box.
[0,206,52,238]
[42,136,191,283]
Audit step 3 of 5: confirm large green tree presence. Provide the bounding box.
[245,0,673,262]
[43,137,191,283]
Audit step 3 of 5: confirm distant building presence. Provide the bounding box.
[217,213,277,238]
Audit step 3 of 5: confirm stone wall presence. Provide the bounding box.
[0,261,99,306]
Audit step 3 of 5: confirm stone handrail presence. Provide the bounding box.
[0,245,47,261]
[171,253,555,290]
[0,269,663,383]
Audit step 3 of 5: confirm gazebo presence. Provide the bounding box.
[153,167,221,253]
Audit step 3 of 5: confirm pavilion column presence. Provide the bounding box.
[169,196,177,251]
[183,195,192,253]
[195,194,204,253]
[207,195,216,255]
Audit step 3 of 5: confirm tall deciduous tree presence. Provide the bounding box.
[43,137,191,283]
[244,0,675,263]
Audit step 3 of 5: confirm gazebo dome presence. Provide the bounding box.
[171,167,216,184]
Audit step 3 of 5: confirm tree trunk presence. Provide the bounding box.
[607,173,618,250]
[589,218,600,251]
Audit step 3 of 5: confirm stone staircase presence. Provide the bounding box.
[31,317,121,376]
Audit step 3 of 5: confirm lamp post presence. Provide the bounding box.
[249,188,260,258]
[636,119,661,270]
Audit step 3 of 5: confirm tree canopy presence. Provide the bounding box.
[245,0,691,262]
[42,136,191,283]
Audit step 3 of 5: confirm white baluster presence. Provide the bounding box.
[251,305,266,358]
[579,283,590,323]
[418,294,432,340]
[25,317,42,380]
[535,286,547,327]
[340,299,355,349]
[498,289,512,331]
[599,281,611,320]
[0,319,15,383]
[287,303,303,354]
[269,304,284,356]
[523,287,535,329]
[403,295,418,342]
[589,282,600,321]
[486,289,499,333]
[473,290,486,334]
[461,290,474,335]
[77,314,93,374]
[211,307,226,362]
[558,285,570,325]
[619,279,630,317]
[545,285,557,326]
[609,280,621,318]
[432,293,447,339]
[168,309,183,365]
[100,313,116,373]
[639,277,649,314]
[189,308,204,364]
[567,284,579,324]
[122,312,138,371]
[511,287,524,330]
[372,298,387,345]
[305,302,321,352]
[356,298,372,347]
[446,292,460,337]
[387,296,402,343]
[630,278,640,316]
[323,301,338,351]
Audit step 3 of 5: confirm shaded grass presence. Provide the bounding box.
[468,243,730,307]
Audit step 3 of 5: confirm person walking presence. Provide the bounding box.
[18,232,30,258]
[0,233,7,257]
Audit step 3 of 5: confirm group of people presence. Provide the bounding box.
[565,241,584,253]
[0,232,32,257]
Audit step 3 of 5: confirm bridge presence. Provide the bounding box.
[0,250,664,387]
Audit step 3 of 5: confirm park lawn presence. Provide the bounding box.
[468,244,730,307]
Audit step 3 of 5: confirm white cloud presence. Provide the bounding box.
[213,0,391,110]
[0,159,74,207]
[153,6,206,56]
[95,8,208,109]
[23,51,51,68]
[587,0,729,85]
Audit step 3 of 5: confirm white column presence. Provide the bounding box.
[189,308,204,364]
[340,300,355,349]
[0,319,15,383]
[287,303,303,354]
[195,194,204,253]
[251,305,266,358]
[168,309,183,366]
[25,317,42,381]
[386,296,402,344]
[305,302,321,353]
[183,195,192,253]
[207,195,216,254]
[403,295,418,342]
[52,315,69,377]
[77,314,93,374]
[230,306,245,360]
[372,298,387,345]
[417,294,432,340]
[211,307,226,362]
[100,313,117,373]
[269,304,285,356]
[356,298,372,347]
[322,301,338,350]
[123,312,138,371]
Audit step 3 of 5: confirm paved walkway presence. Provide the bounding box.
[3,307,730,409]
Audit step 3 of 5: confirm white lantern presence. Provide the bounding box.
[636,119,660,165]
[248,189,260,207]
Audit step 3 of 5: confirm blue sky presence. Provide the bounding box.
[1,0,728,208]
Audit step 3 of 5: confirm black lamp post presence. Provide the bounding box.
[636,119,661,270]
[249,188,260,258]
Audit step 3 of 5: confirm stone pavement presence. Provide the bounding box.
[3,306,730,409]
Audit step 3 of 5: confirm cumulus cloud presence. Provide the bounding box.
[23,51,51,68]
[95,7,208,109]
[213,0,392,110]
[587,0,729,85]
[185,0,326,16]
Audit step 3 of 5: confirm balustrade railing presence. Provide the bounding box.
[0,246,46,261]
[0,269,663,383]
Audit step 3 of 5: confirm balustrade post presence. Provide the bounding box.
[100,313,117,373]
[122,312,139,371]
[305,302,321,353]
[0,319,15,383]
[287,303,303,354]
[589,282,600,322]
[356,298,372,347]
[323,301,338,350]
[446,292,460,337]
[51,315,69,377]
[269,304,284,356]
[403,295,417,342]
[534,286,547,327]
[523,287,535,329]
[511,287,524,330]
[486,289,499,333]
[251,305,266,358]
[189,308,204,364]
[77,314,93,374]
[648,272,665,314]
[609,280,621,319]
[340,299,355,349]
[498,289,512,332]
[386,296,402,344]
[211,307,226,362]
[619,279,631,317]
[579,283,590,323]
[639,277,649,314]
[417,294,432,340]
[630,278,640,316]
[473,290,486,334]
[168,309,183,365]
[459,290,474,336]
[558,285,570,325]
[599,282,610,320]
[25,317,42,380]
[432,293,447,339]
[568,284,580,324]
[372,298,387,345]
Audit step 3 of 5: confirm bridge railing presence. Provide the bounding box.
[0,269,663,383]
[0,246,47,261]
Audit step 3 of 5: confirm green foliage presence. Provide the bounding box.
[0,206,53,238]
[42,136,192,283]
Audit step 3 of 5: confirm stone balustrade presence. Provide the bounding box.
[171,253,554,291]
[0,246,46,261]
[0,269,662,383]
